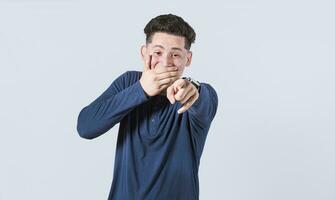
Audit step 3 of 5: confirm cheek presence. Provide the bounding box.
[151,56,160,68]
[176,66,186,77]
[175,58,187,68]
[174,58,185,66]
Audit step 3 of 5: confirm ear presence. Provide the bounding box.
[185,51,193,67]
[140,45,147,61]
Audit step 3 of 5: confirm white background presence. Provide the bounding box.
[1,0,334,199]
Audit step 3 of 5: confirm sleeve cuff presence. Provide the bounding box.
[134,80,151,101]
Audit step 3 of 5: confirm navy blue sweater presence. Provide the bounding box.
[77,71,218,200]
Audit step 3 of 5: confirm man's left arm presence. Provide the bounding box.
[166,78,218,126]
[187,82,218,125]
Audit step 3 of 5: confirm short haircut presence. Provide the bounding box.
[144,14,196,50]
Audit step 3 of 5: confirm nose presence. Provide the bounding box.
[161,53,174,67]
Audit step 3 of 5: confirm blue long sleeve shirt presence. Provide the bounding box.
[76,70,218,200]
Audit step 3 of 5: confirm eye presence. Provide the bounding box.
[154,52,162,56]
[173,54,181,58]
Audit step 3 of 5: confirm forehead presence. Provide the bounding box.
[149,32,186,50]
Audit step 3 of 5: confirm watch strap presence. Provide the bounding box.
[182,77,201,92]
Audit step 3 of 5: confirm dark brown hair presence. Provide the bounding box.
[144,14,196,50]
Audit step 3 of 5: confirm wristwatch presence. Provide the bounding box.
[182,77,201,93]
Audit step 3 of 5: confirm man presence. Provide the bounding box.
[77,13,218,200]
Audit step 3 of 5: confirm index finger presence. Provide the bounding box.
[155,66,178,74]
[144,54,152,71]
[177,94,197,114]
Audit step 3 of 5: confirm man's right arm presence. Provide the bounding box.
[76,71,149,140]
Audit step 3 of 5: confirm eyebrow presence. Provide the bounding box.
[153,45,183,51]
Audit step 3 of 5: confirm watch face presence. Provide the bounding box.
[183,77,200,89]
[191,79,200,86]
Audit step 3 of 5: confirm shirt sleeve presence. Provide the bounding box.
[187,83,218,129]
[186,83,218,164]
[76,71,149,139]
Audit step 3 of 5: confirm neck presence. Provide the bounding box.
[158,90,167,96]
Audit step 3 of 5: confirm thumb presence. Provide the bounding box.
[144,54,152,71]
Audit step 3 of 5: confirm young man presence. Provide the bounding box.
[77,14,218,200]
